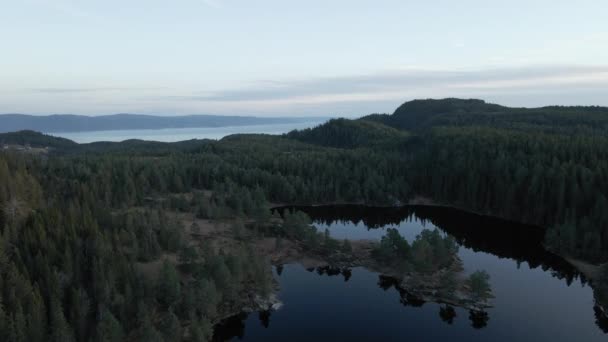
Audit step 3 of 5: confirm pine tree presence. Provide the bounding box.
[135,309,163,342]
[49,299,75,342]
[467,270,492,301]
[157,260,181,309]
[159,310,182,342]
[95,309,124,342]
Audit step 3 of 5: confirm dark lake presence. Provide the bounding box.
[214,205,608,341]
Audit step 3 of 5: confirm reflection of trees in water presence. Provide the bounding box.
[469,310,489,329]
[290,204,608,331]
[342,268,352,282]
[439,305,456,324]
[379,275,489,328]
[594,305,608,333]
[259,310,271,329]
[277,205,585,285]
[212,312,248,341]
[280,204,603,320]
[303,265,353,282]
[213,311,274,341]
[217,207,607,337]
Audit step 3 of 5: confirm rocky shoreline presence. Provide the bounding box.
[210,285,284,331]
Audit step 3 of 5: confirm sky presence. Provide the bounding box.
[1,0,607,117]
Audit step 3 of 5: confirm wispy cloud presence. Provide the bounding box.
[9,65,608,116]
[171,65,608,103]
[29,86,162,93]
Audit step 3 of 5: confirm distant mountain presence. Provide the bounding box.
[0,113,325,133]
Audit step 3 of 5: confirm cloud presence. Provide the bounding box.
[9,65,608,116]
[29,86,162,93]
[171,65,608,103]
[142,65,608,116]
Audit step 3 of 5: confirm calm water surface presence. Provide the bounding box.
[48,121,324,143]
[215,205,608,341]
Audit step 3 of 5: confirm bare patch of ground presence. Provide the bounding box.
[136,253,178,279]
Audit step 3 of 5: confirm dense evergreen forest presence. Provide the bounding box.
[291,99,608,262]
[1,98,607,340]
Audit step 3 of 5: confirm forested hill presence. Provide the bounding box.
[286,118,409,148]
[0,130,211,155]
[0,113,321,133]
[288,98,608,262]
[0,130,78,150]
[3,98,608,264]
[2,98,608,340]
[361,98,608,133]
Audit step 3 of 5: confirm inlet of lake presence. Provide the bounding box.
[214,205,608,341]
[48,120,325,143]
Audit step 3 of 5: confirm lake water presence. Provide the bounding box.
[48,120,325,143]
[214,205,608,341]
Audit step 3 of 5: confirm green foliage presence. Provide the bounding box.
[467,270,492,301]
[372,229,458,273]
[276,211,345,255]
[179,245,199,271]
[95,309,124,342]
[156,260,181,309]
[411,230,458,273]
[158,311,181,342]
[373,228,411,263]
[414,126,608,261]
[438,271,458,298]
[0,150,277,341]
[323,228,341,252]
[189,318,212,342]
[341,239,353,253]
[288,118,409,148]
[135,310,164,342]
[2,97,608,341]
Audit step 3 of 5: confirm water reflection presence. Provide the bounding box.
[215,266,492,341]
[213,313,248,341]
[258,311,271,329]
[439,305,456,324]
[276,205,585,284]
[596,306,608,333]
[216,206,607,341]
[469,310,489,329]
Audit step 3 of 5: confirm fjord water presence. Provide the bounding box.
[49,120,324,143]
[215,205,607,341]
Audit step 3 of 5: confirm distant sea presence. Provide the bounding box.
[48,120,325,143]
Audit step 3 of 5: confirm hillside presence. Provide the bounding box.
[3,98,608,339]
[0,130,78,150]
[286,118,409,148]
[0,130,214,155]
[4,98,608,263]
[277,98,608,263]
[362,98,608,133]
